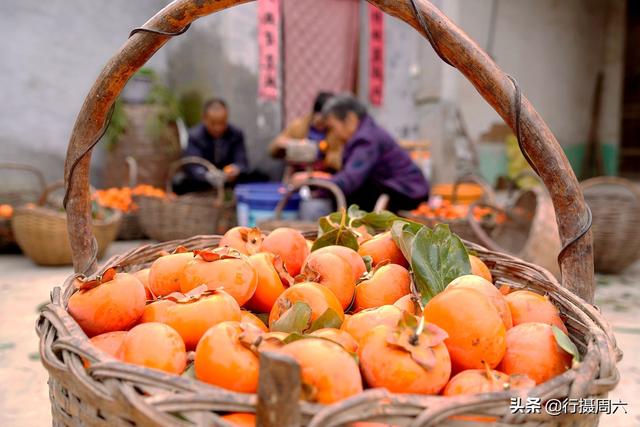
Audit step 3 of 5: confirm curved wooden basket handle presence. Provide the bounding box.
[124,156,139,189]
[63,0,593,302]
[0,162,47,197]
[165,156,225,192]
[273,179,347,220]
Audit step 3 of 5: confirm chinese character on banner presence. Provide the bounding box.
[258,0,280,101]
[368,4,384,106]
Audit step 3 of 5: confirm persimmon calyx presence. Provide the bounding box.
[161,285,219,303]
[238,227,264,255]
[194,247,244,262]
[355,259,391,285]
[273,255,294,288]
[386,321,448,371]
[238,322,266,353]
[73,267,118,292]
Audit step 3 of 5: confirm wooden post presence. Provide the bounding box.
[256,352,301,427]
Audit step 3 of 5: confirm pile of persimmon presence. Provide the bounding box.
[93,184,166,213]
[67,217,579,422]
[411,199,506,223]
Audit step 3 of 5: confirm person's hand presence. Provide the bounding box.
[274,136,291,149]
[290,171,332,187]
[223,164,240,182]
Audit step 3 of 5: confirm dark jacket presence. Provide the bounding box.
[331,115,429,200]
[184,123,248,177]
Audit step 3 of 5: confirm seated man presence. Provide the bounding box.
[269,92,342,173]
[175,98,248,193]
[295,94,429,211]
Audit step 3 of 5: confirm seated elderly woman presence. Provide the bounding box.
[293,94,429,211]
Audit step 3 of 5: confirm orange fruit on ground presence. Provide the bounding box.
[142,290,242,350]
[241,310,268,332]
[310,328,359,353]
[469,255,492,283]
[261,227,309,276]
[393,294,419,315]
[424,287,506,371]
[219,226,263,255]
[443,369,535,395]
[148,252,194,297]
[313,245,367,282]
[195,321,261,393]
[68,272,146,337]
[498,322,573,384]
[121,322,187,374]
[354,264,411,312]
[359,324,451,394]
[133,268,153,300]
[88,331,126,361]
[279,337,363,403]
[180,255,258,306]
[220,413,256,427]
[269,282,344,329]
[341,305,405,344]
[505,290,567,333]
[446,275,512,329]
[301,251,355,310]
[245,252,287,313]
[357,232,408,268]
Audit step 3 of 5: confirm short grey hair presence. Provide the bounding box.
[321,94,367,121]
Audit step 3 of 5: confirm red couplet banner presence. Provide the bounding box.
[368,3,384,106]
[258,0,281,101]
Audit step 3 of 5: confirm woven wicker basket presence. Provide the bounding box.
[467,173,562,278]
[581,176,640,274]
[11,181,121,266]
[399,174,497,243]
[0,163,46,250]
[39,0,618,425]
[137,156,226,241]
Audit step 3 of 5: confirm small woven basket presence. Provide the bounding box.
[400,174,497,242]
[137,157,225,241]
[11,182,121,266]
[581,176,640,274]
[467,172,562,278]
[0,163,46,250]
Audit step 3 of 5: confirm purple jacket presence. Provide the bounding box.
[331,115,429,199]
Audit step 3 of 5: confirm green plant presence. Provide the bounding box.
[179,90,204,128]
[104,99,128,151]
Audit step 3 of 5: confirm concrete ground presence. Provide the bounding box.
[0,241,638,426]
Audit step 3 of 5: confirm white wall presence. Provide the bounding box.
[359,0,625,182]
[0,0,170,183]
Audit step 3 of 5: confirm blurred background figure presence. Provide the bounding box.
[270,92,343,174]
[293,94,429,211]
[174,98,248,193]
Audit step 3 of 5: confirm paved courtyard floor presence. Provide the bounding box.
[0,241,638,426]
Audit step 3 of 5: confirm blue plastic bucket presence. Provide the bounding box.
[234,183,301,227]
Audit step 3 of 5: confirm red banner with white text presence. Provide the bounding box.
[368,4,384,106]
[258,0,281,101]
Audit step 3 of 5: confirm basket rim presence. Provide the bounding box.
[37,232,621,426]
